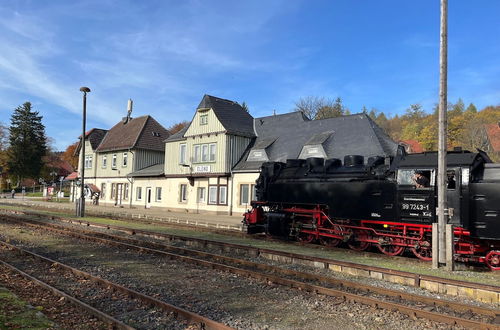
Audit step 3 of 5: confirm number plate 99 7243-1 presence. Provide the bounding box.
[401,203,430,211]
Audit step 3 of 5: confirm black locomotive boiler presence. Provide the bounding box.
[243,150,500,270]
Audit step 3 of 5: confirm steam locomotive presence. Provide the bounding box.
[243,149,500,270]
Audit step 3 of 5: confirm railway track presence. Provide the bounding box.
[0,257,132,330]
[0,240,232,330]
[2,215,498,329]
[4,208,498,302]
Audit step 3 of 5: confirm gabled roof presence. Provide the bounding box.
[485,123,500,152]
[165,94,255,142]
[233,113,399,171]
[96,115,169,152]
[196,94,255,137]
[75,128,108,154]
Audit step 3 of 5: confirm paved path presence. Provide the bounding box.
[0,198,244,230]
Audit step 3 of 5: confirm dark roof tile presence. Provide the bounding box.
[233,113,399,171]
[197,95,255,137]
[96,115,169,152]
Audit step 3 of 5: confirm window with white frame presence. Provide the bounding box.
[136,187,142,200]
[197,187,206,203]
[209,143,216,161]
[240,184,249,205]
[193,145,200,163]
[84,155,93,168]
[193,143,216,163]
[208,186,217,204]
[219,186,227,205]
[239,184,256,205]
[122,152,128,167]
[200,114,208,125]
[179,184,187,202]
[101,183,106,199]
[201,144,208,162]
[208,185,227,205]
[179,144,187,164]
[124,183,129,200]
[112,154,117,168]
[111,183,116,199]
[156,187,162,201]
[102,155,107,168]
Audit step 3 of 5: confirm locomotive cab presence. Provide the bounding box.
[396,168,436,225]
[396,167,464,226]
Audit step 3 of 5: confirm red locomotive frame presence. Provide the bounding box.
[244,202,500,270]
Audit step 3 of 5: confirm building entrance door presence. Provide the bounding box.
[145,187,152,208]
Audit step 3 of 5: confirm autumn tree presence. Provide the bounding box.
[400,104,426,141]
[465,103,477,113]
[7,102,47,184]
[294,96,349,120]
[167,120,190,135]
[61,142,79,169]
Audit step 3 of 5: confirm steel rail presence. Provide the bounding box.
[0,259,134,330]
[0,240,233,330]
[16,217,499,318]
[4,208,498,294]
[4,217,498,329]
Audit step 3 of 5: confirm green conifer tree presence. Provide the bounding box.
[7,102,47,184]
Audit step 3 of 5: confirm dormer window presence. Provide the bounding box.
[247,149,269,162]
[299,145,326,159]
[298,131,333,159]
[200,114,208,125]
[246,137,276,162]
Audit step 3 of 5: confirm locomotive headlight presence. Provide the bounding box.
[383,224,388,228]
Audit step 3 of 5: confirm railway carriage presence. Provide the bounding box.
[243,149,500,270]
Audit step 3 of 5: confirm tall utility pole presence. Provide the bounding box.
[77,87,91,217]
[436,0,448,267]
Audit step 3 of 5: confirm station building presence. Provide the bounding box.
[75,94,399,215]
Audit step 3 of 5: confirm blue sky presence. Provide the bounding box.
[0,1,498,151]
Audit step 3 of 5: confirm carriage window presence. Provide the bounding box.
[397,169,433,188]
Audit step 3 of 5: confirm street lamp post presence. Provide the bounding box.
[77,87,91,217]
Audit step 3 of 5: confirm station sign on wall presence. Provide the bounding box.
[194,165,211,173]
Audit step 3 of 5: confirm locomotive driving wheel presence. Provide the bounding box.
[319,235,342,247]
[377,237,405,256]
[319,225,343,247]
[410,240,432,261]
[298,232,316,243]
[485,251,500,271]
[347,229,371,251]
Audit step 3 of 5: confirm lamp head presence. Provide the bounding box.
[79,87,91,93]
